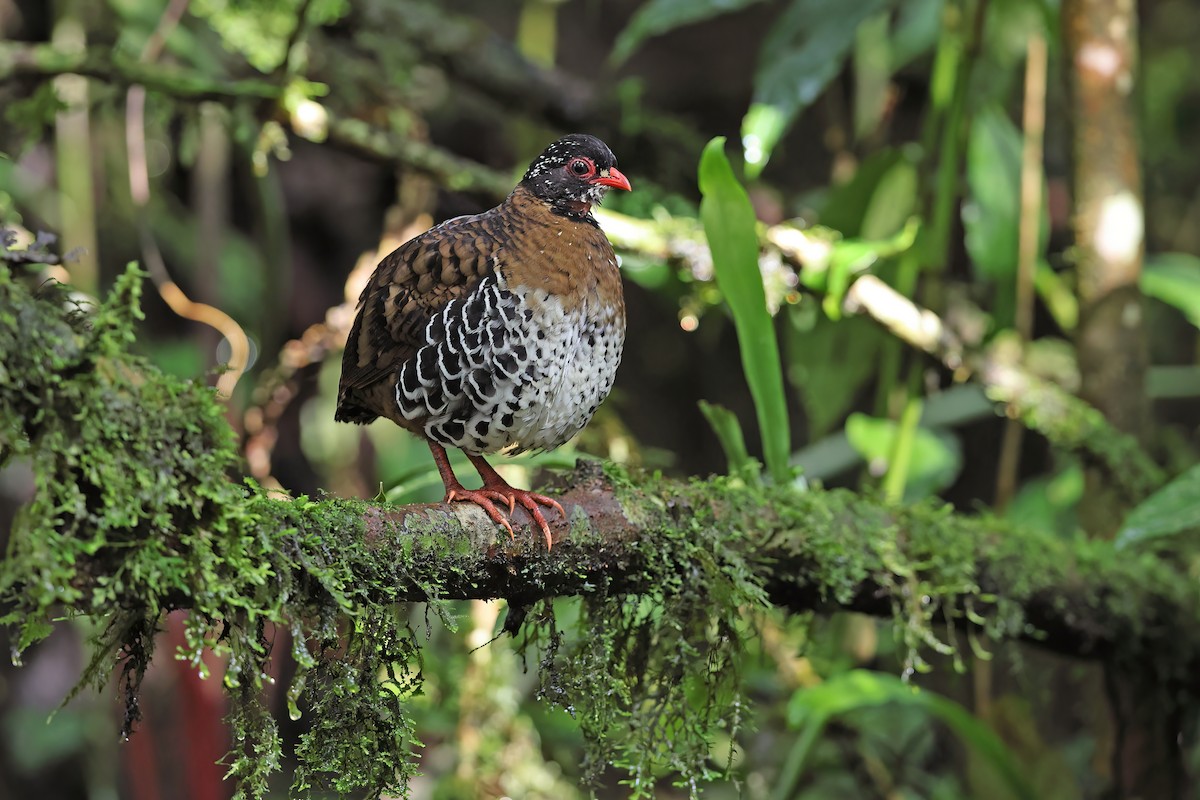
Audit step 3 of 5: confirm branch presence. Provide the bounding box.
[321,116,513,197]
[274,461,1194,669]
[0,41,281,101]
[1,260,1190,674]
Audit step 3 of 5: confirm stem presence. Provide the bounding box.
[883,377,924,503]
[995,32,1048,511]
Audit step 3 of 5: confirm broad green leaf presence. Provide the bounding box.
[791,384,994,479]
[743,0,896,176]
[1142,253,1200,328]
[699,137,792,483]
[780,671,1036,800]
[971,0,1056,105]
[611,0,768,64]
[1116,463,1200,549]
[962,104,1022,280]
[844,412,962,501]
[698,400,760,480]
[890,0,944,70]
[786,312,885,438]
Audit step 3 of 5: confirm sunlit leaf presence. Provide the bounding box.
[699,137,792,483]
[744,0,896,177]
[1142,253,1200,328]
[844,412,962,500]
[816,218,919,319]
[612,0,768,64]
[791,385,994,480]
[192,0,350,72]
[1116,463,1200,549]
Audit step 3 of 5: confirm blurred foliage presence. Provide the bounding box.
[1,0,1199,797]
[1116,463,1200,551]
[778,670,1035,800]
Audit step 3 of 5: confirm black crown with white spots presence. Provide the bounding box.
[521,134,621,211]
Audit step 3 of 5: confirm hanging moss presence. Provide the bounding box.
[0,264,429,798]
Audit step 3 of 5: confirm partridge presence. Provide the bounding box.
[336,134,631,547]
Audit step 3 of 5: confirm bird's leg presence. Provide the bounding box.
[426,440,515,539]
[467,454,564,550]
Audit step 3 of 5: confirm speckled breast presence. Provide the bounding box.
[394,271,624,455]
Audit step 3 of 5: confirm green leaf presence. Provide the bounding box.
[698,400,760,480]
[699,137,792,483]
[889,0,944,70]
[1034,259,1079,332]
[1006,462,1083,539]
[963,104,1022,280]
[819,147,907,237]
[853,13,892,141]
[192,0,350,72]
[1142,253,1200,328]
[844,412,962,501]
[785,311,886,438]
[1116,463,1200,549]
[807,218,919,319]
[611,0,768,64]
[860,156,918,240]
[778,671,1036,800]
[743,0,895,176]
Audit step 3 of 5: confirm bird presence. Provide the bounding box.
[335,134,631,549]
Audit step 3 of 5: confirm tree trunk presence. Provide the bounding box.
[1063,1,1177,796]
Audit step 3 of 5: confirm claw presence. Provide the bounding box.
[508,490,563,550]
[479,488,517,514]
[445,487,516,539]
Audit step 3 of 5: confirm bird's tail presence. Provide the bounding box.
[334,391,378,425]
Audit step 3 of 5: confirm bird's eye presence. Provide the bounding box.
[568,158,594,177]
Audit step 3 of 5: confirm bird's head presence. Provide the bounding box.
[521,134,632,217]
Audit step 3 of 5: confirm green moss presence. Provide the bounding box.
[516,476,768,796]
[0,264,428,798]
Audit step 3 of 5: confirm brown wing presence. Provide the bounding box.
[335,208,506,424]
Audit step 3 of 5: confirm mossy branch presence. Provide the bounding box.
[0,41,282,101]
[2,263,1194,799]
[243,464,1193,670]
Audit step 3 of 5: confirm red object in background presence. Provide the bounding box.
[122,613,230,800]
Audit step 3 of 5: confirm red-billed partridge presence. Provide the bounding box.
[336,134,631,547]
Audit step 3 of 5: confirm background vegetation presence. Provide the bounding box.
[1,0,1199,797]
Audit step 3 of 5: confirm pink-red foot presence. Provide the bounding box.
[484,485,564,550]
[443,485,564,549]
